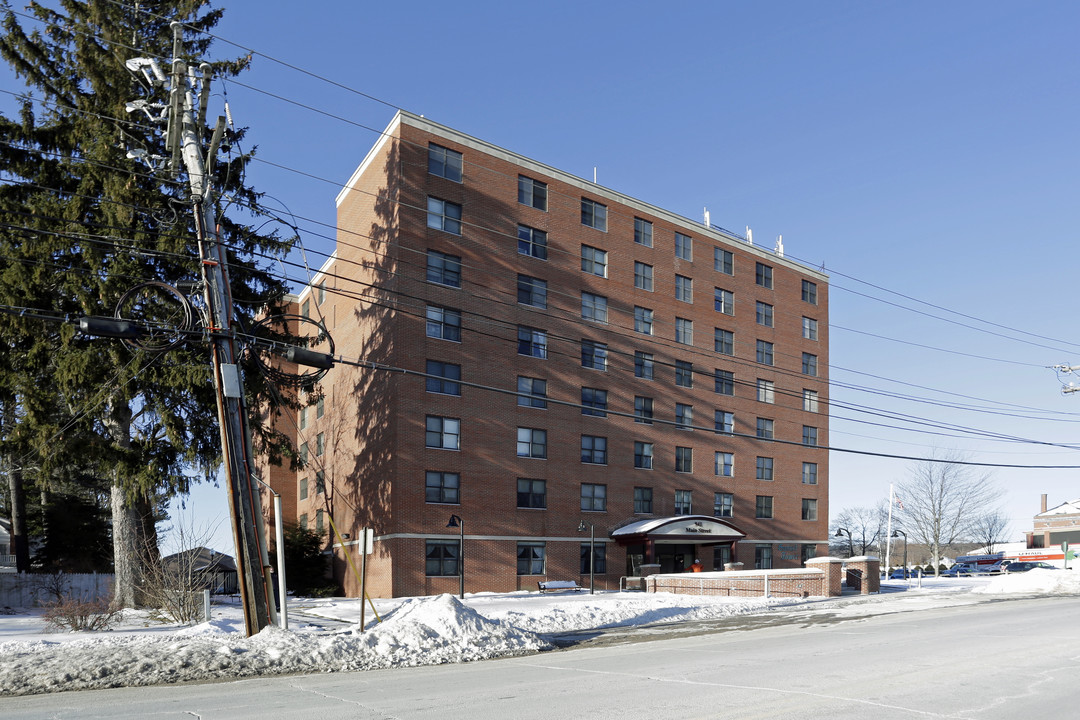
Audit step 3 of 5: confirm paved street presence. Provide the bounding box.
[5,595,1077,719]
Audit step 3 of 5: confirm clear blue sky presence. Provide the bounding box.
[13,2,1080,551]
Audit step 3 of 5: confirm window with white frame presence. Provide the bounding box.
[674,489,692,514]
[676,403,693,430]
[634,442,653,469]
[756,340,774,366]
[426,305,461,342]
[675,232,692,261]
[803,389,819,413]
[634,396,654,424]
[517,326,548,358]
[757,379,775,404]
[714,328,734,355]
[802,317,818,340]
[802,498,818,521]
[634,486,653,513]
[516,427,547,458]
[428,143,462,182]
[427,197,462,235]
[634,261,654,291]
[581,292,608,323]
[802,353,818,377]
[756,417,774,439]
[635,351,654,380]
[755,543,773,569]
[581,245,608,277]
[425,416,460,450]
[714,247,733,275]
[676,317,693,345]
[675,361,693,388]
[715,451,734,477]
[715,410,734,435]
[756,456,774,481]
[518,175,547,210]
[715,370,734,396]
[581,198,607,231]
[802,425,818,446]
[756,301,773,327]
[427,249,461,287]
[634,306,654,335]
[675,275,693,303]
[517,225,548,259]
[517,274,548,308]
[802,279,817,305]
[635,217,653,247]
[581,340,608,370]
[675,446,693,473]
[714,492,733,518]
[714,287,734,315]
[802,462,818,485]
[755,496,773,519]
[755,262,773,289]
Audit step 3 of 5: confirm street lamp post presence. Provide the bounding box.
[835,527,853,558]
[892,529,908,579]
[447,514,464,599]
[578,521,595,594]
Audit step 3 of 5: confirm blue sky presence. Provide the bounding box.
[11,2,1080,551]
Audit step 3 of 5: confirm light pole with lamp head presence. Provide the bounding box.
[892,529,908,579]
[447,514,464,599]
[835,527,853,558]
[578,521,595,594]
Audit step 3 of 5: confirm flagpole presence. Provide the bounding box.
[885,484,894,573]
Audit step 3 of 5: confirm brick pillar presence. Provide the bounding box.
[847,556,881,594]
[805,557,843,597]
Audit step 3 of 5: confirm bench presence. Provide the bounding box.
[538,580,583,593]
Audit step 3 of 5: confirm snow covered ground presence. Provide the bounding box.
[1,569,1077,697]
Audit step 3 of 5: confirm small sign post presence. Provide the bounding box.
[359,529,374,630]
[1063,541,1072,570]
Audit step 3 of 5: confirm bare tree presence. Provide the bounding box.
[895,451,1000,575]
[830,502,888,557]
[970,511,1010,555]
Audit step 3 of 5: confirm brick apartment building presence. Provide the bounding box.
[259,111,829,598]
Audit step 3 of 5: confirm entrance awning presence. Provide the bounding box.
[611,515,746,546]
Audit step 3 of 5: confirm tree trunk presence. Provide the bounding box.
[106,399,151,608]
[5,460,31,572]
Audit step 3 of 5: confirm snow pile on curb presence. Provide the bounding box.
[0,594,548,697]
[974,567,1080,596]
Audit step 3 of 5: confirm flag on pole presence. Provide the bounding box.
[895,495,905,511]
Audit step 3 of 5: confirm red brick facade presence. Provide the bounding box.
[259,111,830,598]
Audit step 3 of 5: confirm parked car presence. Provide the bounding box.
[888,568,914,579]
[1002,561,1058,573]
[941,566,972,577]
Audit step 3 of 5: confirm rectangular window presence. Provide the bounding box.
[804,389,819,413]
[581,387,608,417]
[756,417,774,439]
[517,478,547,509]
[299,477,308,500]
[634,486,653,513]
[426,540,460,577]
[802,498,818,521]
[714,247,733,275]
[713,546,732,571]
[802,462,818,485]
[635,351,654,380]
[428,143,462,182]
[802,317,818,341]
[634,261,654,291]
[517,376,548,408]
[802,426,818,446]
[426,305,462,342]
[756,496,774,519]
[757,379,775,404]
[517,326,548,358]
[676,403,693,430]
[802,353,818,377]
[675,317,693,345]
[517,274,548,308]
[675,361,693,388]
[581,543,607,574]
[581,198,608,231]
[715,451,734,477]
[517,542,546,575]
[714,328,734,355]
[802,279,817,305]
[634,396,654,424]
[756,301,774,327]
[581,483,607,512]
[316,432,325,456]
[317,396,324,419]
[674,489,692,514]
[755,544,773,569]
[714,492,734,518]
[714,288,734,315]
[634,441,653,469]
[756,456,774,481]
[715,370,734,396]
[426,249,462,287]
[427,197,462,235]
[317,282,326,305]
[315,470,325,495]
[581,292,608,323]
[425,360,461,396]
[675,275,693,303]
[299,405,307,430]
[581,340,608,370]
[301,298,310,319]
[756,262,773,289]
[581,245,608,277]
[802,544,818,563]
[635,217,653,247]
[715,410,734,435]
[675,446,693,473]
[426,471,460,504]
[675,232,692,261]
[517,225,548,260]
[517,427,547,459]
[581,435,608,464]
[425,416,460,450]
[518,176,548,210]
[634,306,654,335]
[756,340,774,366]
[299,442,308,465]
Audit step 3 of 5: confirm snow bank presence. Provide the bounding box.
[0,594,548,697]
[974,567,1080,596]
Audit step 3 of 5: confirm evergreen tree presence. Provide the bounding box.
[0,1,297,605]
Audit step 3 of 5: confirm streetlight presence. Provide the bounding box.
[447,514,464,599]
[892,529,908,579]
[834,527,853,558]
[578,521,595,594]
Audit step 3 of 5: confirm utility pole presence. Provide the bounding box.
[136,23,274,635]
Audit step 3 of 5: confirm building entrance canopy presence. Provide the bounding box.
[611,515,746,546]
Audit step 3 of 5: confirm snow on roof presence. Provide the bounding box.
[1037,499,1080,516]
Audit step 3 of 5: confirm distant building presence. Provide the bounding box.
[0,519,14,573]
[258,111,830,598]
[1026,494,1080,550]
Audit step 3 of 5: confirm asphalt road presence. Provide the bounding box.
[5,594,1077,719]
